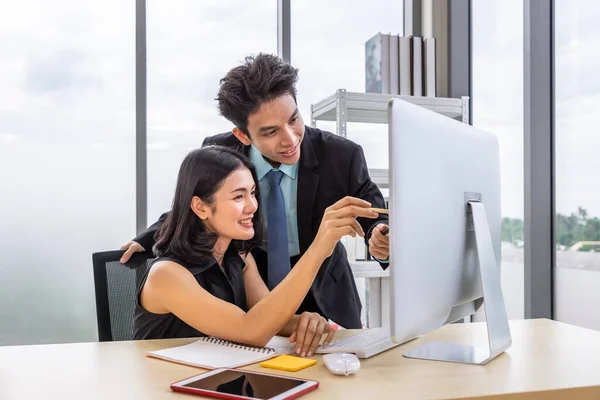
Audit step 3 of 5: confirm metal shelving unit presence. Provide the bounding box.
[310,89,471,328]
[310,89,469,137]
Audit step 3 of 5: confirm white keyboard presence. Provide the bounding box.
[315,327,401,358]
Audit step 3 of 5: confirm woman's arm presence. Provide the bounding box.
[241,255,300,337]
[141,196,377,347]
[142,245,326,347]
[242,254,336,355]
[242,252,269,310]
[241,257,298,337]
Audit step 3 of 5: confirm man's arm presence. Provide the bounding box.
[348,144,389,268]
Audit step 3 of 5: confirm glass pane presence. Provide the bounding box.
[146,1,277,222]
[472,0,524,319]
[0,1,135,345]
[554,0,600,331]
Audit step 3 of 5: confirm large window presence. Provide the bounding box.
[146,1,277,222]
[472,0,524,319]
[291,0,403,169]
[0,1,135,345]
[554,0,600,331]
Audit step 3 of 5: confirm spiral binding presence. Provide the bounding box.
[201,336,275,354]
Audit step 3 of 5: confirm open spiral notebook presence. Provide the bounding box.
[147,336,297,369]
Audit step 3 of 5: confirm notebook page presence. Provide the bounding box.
[148,336,295,369]
[265,335,296,354]
[202,342,275,368]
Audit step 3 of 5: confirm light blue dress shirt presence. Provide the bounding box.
[249,145,300,257]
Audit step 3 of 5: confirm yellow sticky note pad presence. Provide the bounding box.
[260,355,317,372]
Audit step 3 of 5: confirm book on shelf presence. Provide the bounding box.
[365,32,391,94]
[411,36,424,96]
[389,34,399,95]
[399,36,412,95]
[424,37,436,97]
[365,33,437,97]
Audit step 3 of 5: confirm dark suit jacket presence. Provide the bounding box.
[134,126,388,328]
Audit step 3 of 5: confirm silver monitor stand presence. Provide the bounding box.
[403,198,512,365]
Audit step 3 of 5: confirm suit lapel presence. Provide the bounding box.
[297,130,319,253]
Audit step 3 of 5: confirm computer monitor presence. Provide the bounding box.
[387,98,512,365]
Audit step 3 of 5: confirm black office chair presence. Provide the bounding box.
[92,250,155,341]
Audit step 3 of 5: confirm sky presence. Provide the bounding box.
[473,0,600,220]
[1,0,599,345]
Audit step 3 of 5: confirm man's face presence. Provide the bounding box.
[235,94,304,167]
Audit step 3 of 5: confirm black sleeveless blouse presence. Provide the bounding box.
[133,250,247,340]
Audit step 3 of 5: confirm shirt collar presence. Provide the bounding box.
[249,145,298,181]
[186,248,245,275]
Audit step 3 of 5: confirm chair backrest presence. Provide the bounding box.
[92,250,154,341]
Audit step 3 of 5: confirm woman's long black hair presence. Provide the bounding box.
[153,145,264,265]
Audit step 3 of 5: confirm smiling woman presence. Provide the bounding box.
[152,146,264,267]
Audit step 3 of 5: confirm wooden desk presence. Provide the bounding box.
[2,319,600,399]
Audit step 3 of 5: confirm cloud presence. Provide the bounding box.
[0,133,20,143]
[0,1,135,143]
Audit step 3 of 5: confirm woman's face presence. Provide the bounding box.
[204,167,258,241]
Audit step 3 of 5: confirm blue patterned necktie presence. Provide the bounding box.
[266,170,290,289]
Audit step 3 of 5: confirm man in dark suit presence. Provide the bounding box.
[120,53,389,330]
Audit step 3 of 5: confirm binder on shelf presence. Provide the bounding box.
[389,34,400,95]
[399,36,412,95]
[424,37,436,97]
[365,32,391,94]
[411,36,424,97]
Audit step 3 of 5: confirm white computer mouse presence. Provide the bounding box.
[322,353,361,376]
